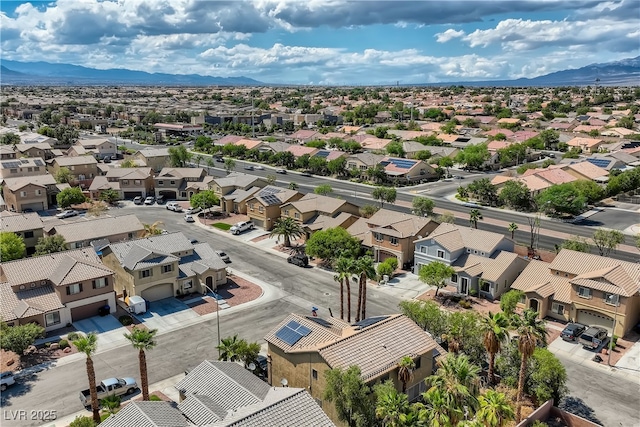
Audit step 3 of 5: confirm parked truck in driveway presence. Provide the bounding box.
[79,377,138,408]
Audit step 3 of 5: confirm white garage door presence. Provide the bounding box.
[22,202,45,212]
[576,310,614,333]
[141,283,174,301]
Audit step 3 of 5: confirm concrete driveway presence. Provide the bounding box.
[73,314,129,348]
[549,336,610,363]
[133,297,200,332]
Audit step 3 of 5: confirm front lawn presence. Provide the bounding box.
[212,222,231,231]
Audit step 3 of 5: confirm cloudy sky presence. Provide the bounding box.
[1,0,638,85]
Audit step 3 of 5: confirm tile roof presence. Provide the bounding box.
[178,243,228,278]
[253,186,299,206]
[0,283,65,322]
[2,174,56,190]
[563,161,609,180]
[156,168,206,179]
[47,214,144,244]
[365,208,433,238]
[304,212,359,232]
[286,145,318,157]
[567,136,603,148]
[107,232,199,270]
[105,167,153,179]
[53,156,98,166]
[221,186,262,203]
[178,394,226,425]
[452,251,521,282]
[415,223,507,254]
[285,194,348,215]
[89,176,118,191]
[0,248,113,288]
[217,135,243,145]
[0,211,44,233]
[136,148,171,158]
[265,314,349,353]
[510,260,573,304]
[99,402,188,427]
[214,173,263,190]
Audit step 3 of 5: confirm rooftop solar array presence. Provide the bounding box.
[315,150,330,158]
[586,158,611,168]
[34,159,44,166]
[275,320,312,346]
[1,161,22,169]
[388,158,417,169]
[262,194,282,206]
[353,316,388,329]
[379,161,390,167]
[259,187,281,196]
[307,317,332,328]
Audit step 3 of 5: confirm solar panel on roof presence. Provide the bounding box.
[3,161,21,168]
[586,158,610,168]
[33,159,44,166]
[307,317,332,328]
[286,320,301,329]
[20,159,29,164]
[353,316,388,329]
[286,320,312,336]
[379,161,390,167]
[315,151,330,158]
[275,326,303,346]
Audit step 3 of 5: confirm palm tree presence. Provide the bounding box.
[124,326,158,401]
[482,312,509,386]
[288,182,298,190]
[397,356,416,393]
[352,256,376,322]
[423,388,456,427]
[269,217,304,248]
[334,256,354,321]
[476,390,515,427]
[513,309,548,422]
[142,221,164,237]
[217,334,243,362]
[469,209,483,229]
[238,339,261,369]
[508,222,518,239]
[375,389,409,427]
[101,393,122,416]
[205,157,215,171]
[72,332,101,424]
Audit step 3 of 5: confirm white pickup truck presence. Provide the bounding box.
[79,377,137,408]
[230,221,254,235]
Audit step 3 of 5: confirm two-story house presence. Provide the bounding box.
[210,173,268,214]
[2,174,62,213]
[45,214,144,250]
[132,148,171,172]
[89,167,154,200]
[245,186,303,230]
[13,143,55,160]
[413,223,526,300]
[0,211,44,255]
[101,232,227,301]
[0,157,48,180]
[265,313,445,425]
[154,168,209,201]
[0,248,116,331]
[73,138,117,160]
[348,209,439,269]
[511,249,640,336]
[279,194,360,237]
[48,156,99,188]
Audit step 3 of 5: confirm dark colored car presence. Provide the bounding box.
[560,323,587,342]
[579,326,608,349]
[215,157,224,163]
[244,165,254,171]
[287,253,309,267]
[300,171,312,177]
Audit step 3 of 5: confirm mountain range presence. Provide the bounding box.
[1,57,638,87]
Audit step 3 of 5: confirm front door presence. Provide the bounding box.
[530,299,539,312]
[460,277,469,294]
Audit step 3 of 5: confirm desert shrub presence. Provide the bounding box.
[383,257,398,271]
[459,300,472,309]
[118,315,134,326]
[376,262,393,279]
[58,339,69,349]
[149,395,162,401]
[69,416,97,427]
[67,332,80,341]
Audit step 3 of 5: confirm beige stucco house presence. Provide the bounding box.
[0,211,45,256]
[245,186,302,230]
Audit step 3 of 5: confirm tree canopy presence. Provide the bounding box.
[418,261,455,297]
[305,227,361,266]
[35,235,68,255]
[455,143,490,170]
[412,196,435,217]
[190,190,219,211]
[57,187,87,208]
[168,145,193,167]
[0,232,26,261]
[536,183,586,216]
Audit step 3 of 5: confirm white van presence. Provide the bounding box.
[166,202,183,212]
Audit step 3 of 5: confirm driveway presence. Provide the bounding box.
[133,297,200,332]
[73,315,129,348]
[548,336,610,363]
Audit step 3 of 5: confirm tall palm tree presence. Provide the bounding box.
[124,326,158,401]
[217,334,243,362]
[352,255,376,322]
[513,309,548,422]
[423,388,456,427]
[375,388,409,427]
[334,256,354,321]
[508,222,518,239]
[397,356,416,393]
[469,209,483,229]
[476,390,515,427]
[482,312,509,386]
[269,217,304,248]
[72,332,101,424]
[142,221,164,237]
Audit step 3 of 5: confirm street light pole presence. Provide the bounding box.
[607,294,619,366]
[202,283,221,358]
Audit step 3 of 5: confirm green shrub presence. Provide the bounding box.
[459,300,472,309]
[67,332,80,341]
[383,257,398,271]
[58,339,69,349]
[69,416,97,427]
[100,413,112,422]
[149,395,162,401]
[532,421,549,427]
[118,315,134,326]
[376,262,393,280]
[612,335,619,347]
[213,223,231,231]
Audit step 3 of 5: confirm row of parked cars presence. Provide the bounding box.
[561,323,609,349]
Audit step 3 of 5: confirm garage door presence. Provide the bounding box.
[124,191,142,199]
[159,191,176,199]
[71,299,108,321]
[251,218,264,228]
[141,283,174,301]
[576,310,614,332]
[21,202,45,212]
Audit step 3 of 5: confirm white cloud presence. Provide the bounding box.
[435,29,466,43]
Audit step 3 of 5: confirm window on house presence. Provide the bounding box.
[24,231,34,238]
[20,191,27,197]
[141,269,152,278]
[183,280,193,289]
[374,232,383,242]
[67,283,82,295]
[551,302,564,315]
[123,180,129,185]
[134,180,141,185]
[128,233,133,239]
[415,357,421,369]
[451,274,458,283]
[519,294,526,304]
[481,281,491,292]
[34,167,40,171]
[45,311,61,326]
[35,189,41,195]
[10,169,17,173]
[284,209,289,216]
[390,237,398,246]
[312,369,318,380]
[577,287,592,299]
[437,250,445,258]
[162,265,174,273]
[420,246,426,253]
[93,277,107,289]
[181,192,187,198]
[294,212,300,219]
[603,293,619,306]
[170,180,175,185]
[259,206,264,213]
[75,242,83,248]
[159,180,164,185]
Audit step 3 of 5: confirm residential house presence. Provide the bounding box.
[313,149,347,162]
[2,174,61,212]
[211,173,268,213]
[0,157,48,179]
[511,249,640,336]
[154,168,209,200]
[265,313,444,424]
[233,138,264,151]
[45,214,144,250]
[99,402,189,427]
[0,211,44,255]
[287,129,320,144]
[360,137,393,151]
[562,161,609,182]
[14,142,56,160]
[286,145,318,159]
[89,167,154,200]
[258,141,292,154]
[48,156,99,188]
[0,146,17,160]
[132,148,171,172]
[348,209,439,268]
[280,194,360,237]
[101,232,227,301]
[72,138,117,160]
[566,137,605,153]
[0,248,116,331]
[345,152,385,174]
[379,157,437,182]
[245,186,302,230]
[413,223,525,299]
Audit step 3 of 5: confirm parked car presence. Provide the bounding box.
[166,202,183,212]
[110,155,118,160]
[244,165,254,171]
[1,371,16,391]
[144,196,155,205]
[254,165,264,170]
[230,221,254,235]
[462,202,482,208]
[287,253,309,267]
[103,157,111,163]
[56,209,79,219]
[79,377,137,408]
[185,207,202,215]
[275,169,287,174]
[300,171,312,177]
[156,195,165,205]
[133,196,144,205]
[578,326,608,349]
[184,214,195,223]
[215,250,230,263]
[215,157,224,163]
[560,323,587,342]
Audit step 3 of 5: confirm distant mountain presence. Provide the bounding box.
[0,60,261,86]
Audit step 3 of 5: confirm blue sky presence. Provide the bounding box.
[1,0,638,84]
